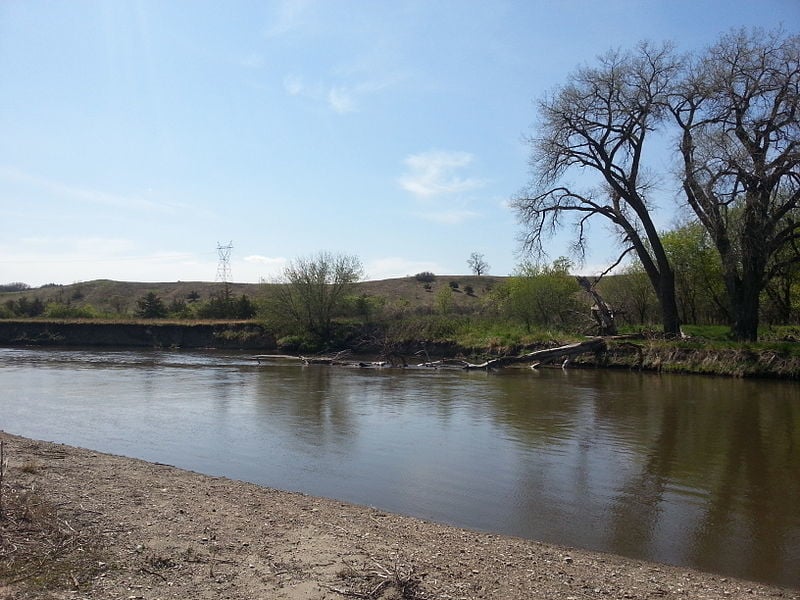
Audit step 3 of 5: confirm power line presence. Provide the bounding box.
[215,241,233,284]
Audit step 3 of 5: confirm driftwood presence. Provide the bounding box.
[455,338,607,370]
[254,338,607,371]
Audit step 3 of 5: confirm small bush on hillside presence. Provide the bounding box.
[449,281,459,289]
[43,303,101,319]
[415,272,436,283]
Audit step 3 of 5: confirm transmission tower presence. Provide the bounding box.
[215,241,233,290]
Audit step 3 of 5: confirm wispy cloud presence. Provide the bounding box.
[264,0,315,39]
[0,166,188,215]
[284,73,402,114]
[327,86,356,114]
[244,254,287,268]
[398,151,485,198]
[283,74,306,96]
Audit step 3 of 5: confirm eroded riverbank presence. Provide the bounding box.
[1,432,796,600]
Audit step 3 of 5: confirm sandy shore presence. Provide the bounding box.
[0,431,796,600]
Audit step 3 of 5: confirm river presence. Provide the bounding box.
[0,346,798,587]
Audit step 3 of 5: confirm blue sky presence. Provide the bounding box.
[2,1,798,286]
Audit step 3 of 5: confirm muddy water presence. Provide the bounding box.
[1,347,798,587]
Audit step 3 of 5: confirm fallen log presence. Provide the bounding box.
[254,339,607,371]
[462,338,607,370]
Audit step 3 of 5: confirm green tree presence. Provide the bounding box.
[661,222,727,325]
[670,28,800,340]
[504,258,581,331]
[436,285,453,315]
[269,252,364,342]
[600,265,659,326]
[762,236,800,325]
[196,293,257,319]
[135,292,167,319]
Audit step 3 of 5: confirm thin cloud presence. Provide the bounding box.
[264,0,315,39]
[285,74,401,114]
[328,86,356,114]
[0,166,187,215]
[398,151,485,198]
[326,74,407,114]
[244,255,287,267]
[283,74,306,96]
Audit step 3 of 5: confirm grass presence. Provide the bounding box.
[0,276,503,320]
[0,451,106,593]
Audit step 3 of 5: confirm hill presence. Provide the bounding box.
[0,276,507,317]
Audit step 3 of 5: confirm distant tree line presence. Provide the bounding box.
[2,237,797,350]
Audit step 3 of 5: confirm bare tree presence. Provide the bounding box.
[271,251,364,342]
[670,28,800,340]
[467,252,490,276]
[513,42,682,335]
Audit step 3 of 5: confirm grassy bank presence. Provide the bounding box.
[581,338,800,379]
[2,278,799,378]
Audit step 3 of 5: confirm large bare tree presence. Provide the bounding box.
[270,251,364,342]
[670,28,800,340]
[513,42,682,335]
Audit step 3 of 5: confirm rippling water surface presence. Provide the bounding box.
[1,347,798,587]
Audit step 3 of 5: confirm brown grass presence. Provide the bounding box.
[0,276,507,318]
[0,457,106,594]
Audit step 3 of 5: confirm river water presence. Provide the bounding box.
[0,347,798,587]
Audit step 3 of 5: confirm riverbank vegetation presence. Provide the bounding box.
[1,253,799,378]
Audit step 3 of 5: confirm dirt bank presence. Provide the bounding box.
[0,432,796,600]
[0,321,276,349]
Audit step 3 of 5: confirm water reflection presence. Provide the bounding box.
[0,348,798,587]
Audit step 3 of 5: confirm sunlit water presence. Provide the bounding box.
[1,347,798,587]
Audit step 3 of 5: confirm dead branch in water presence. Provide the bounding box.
[253,338,607,371]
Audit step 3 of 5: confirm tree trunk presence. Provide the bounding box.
[640,256,680,336]
[728,275,761,342]
[658,271,682,337]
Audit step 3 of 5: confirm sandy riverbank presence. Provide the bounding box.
[0,432,796,600]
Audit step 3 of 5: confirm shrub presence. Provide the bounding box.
[414,271,436,283]
[276,334,317,352]
[3,296,46,317]
[196,293,257,319]
[43,303,100,319]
